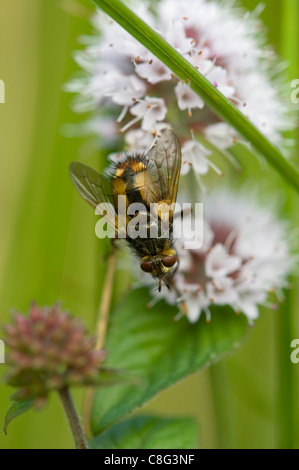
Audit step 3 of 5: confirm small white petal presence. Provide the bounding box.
[110,75,146,106]
[164,19,194,55]
[184,296,202,323]
[181,139,212,176]
[206,244,242,279]
[183,291,210,323]
[206,277,238,305]
[205,123,237,150]
[175,82,204,111]
[136,59,172,84]
[130,97,168,131]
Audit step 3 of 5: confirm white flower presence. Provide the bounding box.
[205,244,242,279]
[129,97,167,131]
[179,287,210,323]
[191,59,235,100]
[61,116,120,148]
[136,56,173,84]
[206,277,239,306]
[69,0,293,168]
[174,81,204,114]
[108,74,147,106]
[125,122,170,148]
[84,116,120,148]
[124,128,154,149]
[163,19,195,55]
[150,189,294,324]
[181,140,220,176]
[204,123,237,150]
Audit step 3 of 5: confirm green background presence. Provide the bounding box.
[0,0,298,449]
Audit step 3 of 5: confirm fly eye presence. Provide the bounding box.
[162,256,177,268]
[140,261,153,273]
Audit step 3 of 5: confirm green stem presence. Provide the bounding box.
[210,362,235,449]
[92,0,299,192]
[277,293,295,449]
[59,387,88,449]
[277,0,299,450]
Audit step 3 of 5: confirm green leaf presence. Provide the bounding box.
[89,414,198,449]
[91,288,248,435]
[3,399,34,435]
[92,0,299,192]
[93,367,141,387]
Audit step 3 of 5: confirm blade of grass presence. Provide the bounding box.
[92,0,299,192]
[209,362,236,449]
[0,1,99,449]
[277,0,299,450]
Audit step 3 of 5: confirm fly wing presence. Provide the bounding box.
[144,129,181,206]
[69,161,113,208]
[69,161,125,237]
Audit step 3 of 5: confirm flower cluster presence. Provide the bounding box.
[67,0,295,324]
[3,303,106,404]
[149,190,294,324]
[69,0,293,182]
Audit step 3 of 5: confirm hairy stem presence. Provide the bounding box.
[59,387,87,449]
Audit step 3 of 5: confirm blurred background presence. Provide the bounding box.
[0,0,298,449]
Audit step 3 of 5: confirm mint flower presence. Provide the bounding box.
[3,303,106,403]
[68,0,293,182]
[145,190,294,324]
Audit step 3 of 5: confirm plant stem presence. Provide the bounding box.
[277,0,299,450]
[95,246,117,349]
[277,293,295,449]
[210,362,235,449]
[59,387,88,449]
[83,246,117,433]
[92,0,299,192]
